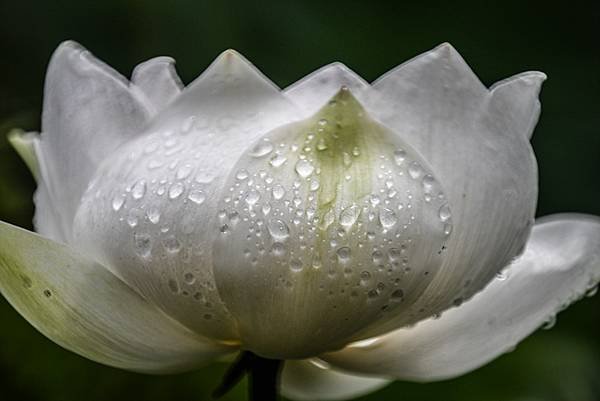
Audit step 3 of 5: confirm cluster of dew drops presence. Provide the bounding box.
[215,109,454,318]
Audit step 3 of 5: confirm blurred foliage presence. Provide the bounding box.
[0,0,598,400]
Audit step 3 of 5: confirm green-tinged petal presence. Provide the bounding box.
[323,214,600,381]
[212,88,452,358]
[8,129,40,180]
[281,359,390,401]
[0,221,233,373]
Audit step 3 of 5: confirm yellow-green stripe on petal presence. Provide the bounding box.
[213,88,453,358]
[7,129,40,181]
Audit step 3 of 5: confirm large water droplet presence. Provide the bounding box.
[295,159,315,178]
[146,208,161,224]
[163,235,181,253]
[244,190,260,205]
[188,190,206,204]
[408,162,423,179]
[236,169,249,180]
[267,218,290,240]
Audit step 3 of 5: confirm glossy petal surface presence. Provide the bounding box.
[323,214,600,381]
[0,221,231,373]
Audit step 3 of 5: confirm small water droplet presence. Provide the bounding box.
[318,118,328,126]
[176,164,193,180]
[541,315,556,330]
[271,242,286,256]
[340,204,361,228]
[146,208,161,224]
[270,154,287,168]
[336,246,351,262]
[379,208,398,228]
[188,190,206,204]
[290,258,303,272]
[267,218,290,240]
[244,190,260,205]
[295,159,315,178]
[236,169,249,180]
[163,235,181,253]
[408,162,423,179]
[184,272,196,285]
[391,289,404,301]
[316,138,328,151]
[439,204,451,222]
[133,233,152,258]
[112,194,125,211]
[249,141,274,158]
[393,149,406,165]
[272,184,285,200]
[168,182,185,199]
[131,180,147,199]
[168,279,179,293]
[309,179,320,191]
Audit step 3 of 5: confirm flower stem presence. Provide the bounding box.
[213,351,283,401]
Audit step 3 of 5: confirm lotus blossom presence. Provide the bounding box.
[1,41,599,401]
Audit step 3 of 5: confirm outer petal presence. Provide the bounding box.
[212,89,452,358]
[72,50,300,342]
[281,359,390,401]
[132,56,183,114]
[40,41,152,242]
[8,130,66,242]
[0,221,231,373]
[363,43,545,333]
[284,63,369,117]
[322,214,600,381]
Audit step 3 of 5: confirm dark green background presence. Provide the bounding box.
[0,0,599,400]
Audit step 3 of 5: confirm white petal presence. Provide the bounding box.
[212,89,452,358]
[284,62,369,117]
[0,221,232,373]
[40,41,152,242]
[281,359,390,401]
[364,43,543,332]
[71,49,299,343]
[132,56,183,114]
[322,214,600,381]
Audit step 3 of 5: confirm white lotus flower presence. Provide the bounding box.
[1,41,599,400]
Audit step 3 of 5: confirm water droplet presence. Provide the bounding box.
[290,258,303,272]
[127,211,139,227]
[244,190,260,205]
[352,147,360,157]
[343,152,352,167]
[270,154,287,168]
[188,190,206,204]
[112,194,125,211]
[309,179,320,191]
[340,204,361,228]
[439,204,451,222]
[176,164,194,180]
[336,247,351,262]
[320,209,335,230]
[271,242,286,256]
[163,235,181,253]
[168,279,179,293]
[184,272,196,285]
[146,208,161,224]
[267,218,290,240]
[541,315,556,330]
[495,271,508,281]
[408,162,423,179]
[133,233,152,258]
[236,169,249,180]
[393,149,406,165]
[249,141,274,158]
[272,184,285,200]
[318,118,328,126]
[379,208,398,228]
[316,138,328,151]
[586,286,598,298]
[444,223,453,236]
[131,180,146,200]
[168,182,185,199]
[372,250,384,264]
[295,159,315,178]
[391,289,404,301]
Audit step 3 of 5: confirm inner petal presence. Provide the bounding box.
[212,88,453,359]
